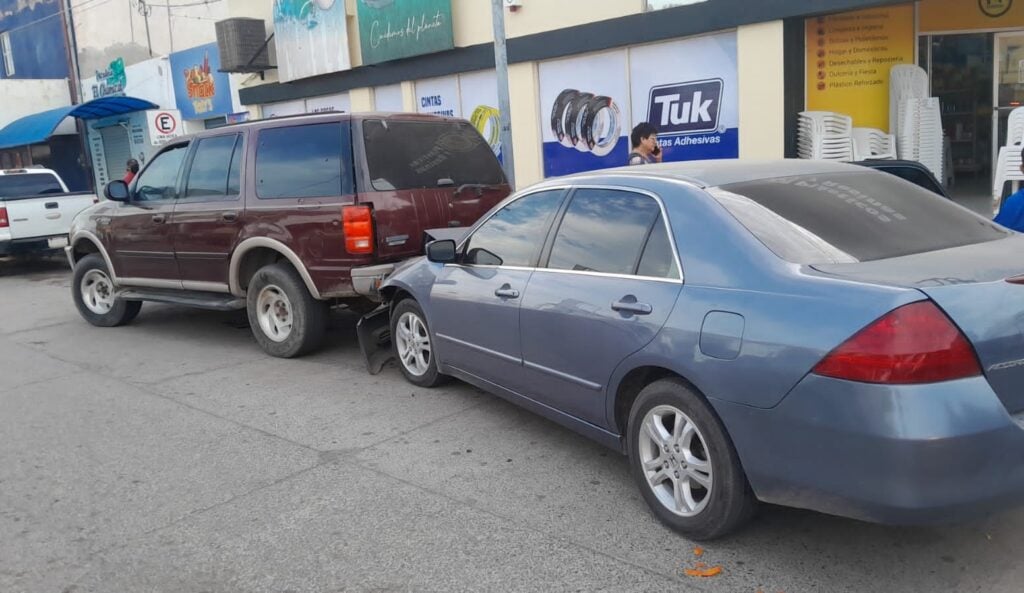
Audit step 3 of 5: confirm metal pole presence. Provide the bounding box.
[490,0,516,189]
[141,0,153,57]
[166,0,174,53]
[61,0,82,102]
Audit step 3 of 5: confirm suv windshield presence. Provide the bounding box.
[0,173,63,199]
[715,171,1008,264]
[363,119,506,191]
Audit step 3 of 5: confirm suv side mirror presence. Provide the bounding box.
[105,180,130,202]
[426,239,457,264]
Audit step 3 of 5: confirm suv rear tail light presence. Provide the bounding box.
[343,205,374,255]
[0,207,8,228]
[812,301,981,384]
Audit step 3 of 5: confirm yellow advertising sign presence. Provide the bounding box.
[805,5,916,131]
[920,0,1024,33]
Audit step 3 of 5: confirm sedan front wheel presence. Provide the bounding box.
[391,299,447,388]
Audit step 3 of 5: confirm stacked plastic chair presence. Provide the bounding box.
[798,111,854,161]
[852,127,898,161]
[992,106,1024,212]
[889,65,929,136]
[898,98,944,182]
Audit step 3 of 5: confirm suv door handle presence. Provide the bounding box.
[151,213,166,223]
[221,211,238,222]
[611,298,652,315]
[494,285,520,299]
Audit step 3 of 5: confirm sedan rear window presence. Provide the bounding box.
[0,173,63,199]
[715,172,1007,263]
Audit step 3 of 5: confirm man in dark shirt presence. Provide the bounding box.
[995,147,1024,232]
[628,122,663,166]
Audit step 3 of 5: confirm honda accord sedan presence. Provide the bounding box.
[358,160,1024,539]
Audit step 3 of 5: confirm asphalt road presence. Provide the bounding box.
[1,256,1022,593]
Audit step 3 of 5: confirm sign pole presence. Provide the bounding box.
[490,0,516,189]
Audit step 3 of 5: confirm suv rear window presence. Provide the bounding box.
[363,119,506,191]
[0,173,63,199]
[716,172,1008,264]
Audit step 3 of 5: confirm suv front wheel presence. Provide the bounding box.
[246,263,328,358]
[72,253,142,327]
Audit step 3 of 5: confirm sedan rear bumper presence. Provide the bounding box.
[712,374,1024,525]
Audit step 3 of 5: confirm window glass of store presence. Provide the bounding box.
[547,189,666,277]
[464,190,564,267]
[134,144,188,202]
[184,135,241,200]
[255,122,352,199]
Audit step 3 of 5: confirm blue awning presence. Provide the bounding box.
[0,96,159,150]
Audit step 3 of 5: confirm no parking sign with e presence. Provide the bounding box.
[146,110,183,146]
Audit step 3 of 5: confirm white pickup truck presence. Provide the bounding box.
[0,168,97,256]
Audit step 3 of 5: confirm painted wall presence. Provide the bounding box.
[738,21,785,159]
[450,0,645,46]
[73,0,229,76]
[0,78,72,129]
[0,0,69,79]
[80,55,175,109]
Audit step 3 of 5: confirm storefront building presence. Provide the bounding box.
[218,0,1023,199]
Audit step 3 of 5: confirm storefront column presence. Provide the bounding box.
[401,81,418,112]
[738,21,786,159]
[349,87,374,113]
[508,61,543,188]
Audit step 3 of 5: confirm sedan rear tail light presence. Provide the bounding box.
[0,207,8,228]
[813,301,981,384]
[343,204,374,255]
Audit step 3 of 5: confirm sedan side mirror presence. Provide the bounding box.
[105,180,130,202]
[426,239,457,264]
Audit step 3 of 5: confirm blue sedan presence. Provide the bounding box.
[358,160,1024,539]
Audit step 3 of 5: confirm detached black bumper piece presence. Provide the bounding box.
[356,305,394,375]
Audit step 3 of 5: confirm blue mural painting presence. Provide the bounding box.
[169,43,233,120]
[0,0,69,79]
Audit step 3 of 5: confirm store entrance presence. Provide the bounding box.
[922,33,994,214]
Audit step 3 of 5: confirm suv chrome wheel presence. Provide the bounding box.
[80,269,114,315]
[395,311,431,376]
[638,404,714,517]
[256,284,293,342]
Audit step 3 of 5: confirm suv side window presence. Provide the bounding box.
[134,144,188,202]
[184,134,240,200]
[463,190,564,267]
[546,189,665,276]
[255,122,353,199]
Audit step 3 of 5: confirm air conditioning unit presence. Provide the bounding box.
[216,18,274,74]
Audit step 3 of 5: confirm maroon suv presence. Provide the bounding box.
[65,113,510,357]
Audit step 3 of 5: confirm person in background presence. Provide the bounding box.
[123,159,140,184]
[628,122,663,166]
[995,147,1024,232]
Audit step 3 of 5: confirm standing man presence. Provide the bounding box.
[123,159,139,184]
[995,147,1024,232]
[628,122,662,166]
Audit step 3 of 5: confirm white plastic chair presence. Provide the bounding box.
[852,128,897,160]
[890,65,929,136]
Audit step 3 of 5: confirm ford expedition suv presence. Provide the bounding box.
[66,112,510,357]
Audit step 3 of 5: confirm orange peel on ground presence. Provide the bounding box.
[693,546,704,557]
[683,565,723,577]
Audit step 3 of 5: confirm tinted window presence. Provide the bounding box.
[875,165,945,197]
[134,144,188,202]
[363,120,505,191]
[547,189,662,275]
[637,214,680,279]
[227,138,242,195]
[717,172,1007,263]
[256,123,351,199]
[464,190,564,267]
[0,173,63,200]
[185,135,239,200]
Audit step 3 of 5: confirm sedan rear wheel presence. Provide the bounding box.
[627,378,756,540]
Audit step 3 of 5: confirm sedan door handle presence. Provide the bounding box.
[221,211,238,222]
[151,213,166,224]
[494,286,520,299]
[611,299,653,315]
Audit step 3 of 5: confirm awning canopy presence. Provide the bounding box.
[0,96,159,150]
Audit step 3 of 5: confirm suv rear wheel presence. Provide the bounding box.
[246,263,328,358]
[71,253,142,327]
